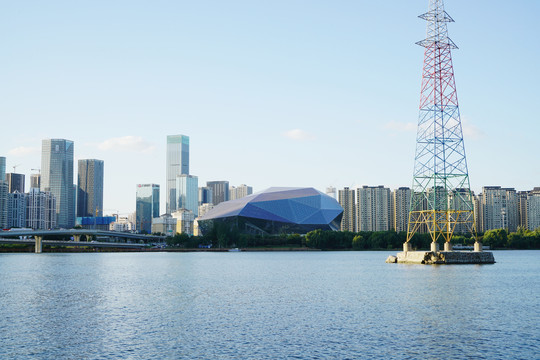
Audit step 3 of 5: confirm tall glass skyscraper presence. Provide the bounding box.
[77,159,104,217]
[136,184,160,233]
[41,139,75,228]
[206,181,230,206]
[0,156,5,181]
[175,174,199,217]
[166,135,189,214]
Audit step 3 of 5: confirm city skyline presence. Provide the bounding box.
[1,1,539,214]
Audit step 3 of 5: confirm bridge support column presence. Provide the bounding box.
[430,241,439,252]
[35,236,43,253]
[444,242,453,252]
[73,234,81,242]
[403,242,413,253]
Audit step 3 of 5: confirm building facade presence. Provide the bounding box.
[30,174,41,189]
[527,188,540,231]
[136,184,160,233]
[7,191,26,228]
[172,209,195,235]
[392,187,411,233]
[199,186,213,205]
[41,139,75,228]
[357,186,391,232]
[478,186,519,233]
[77,159,104,218]
[7,173,25,193]
[229,184,253,200]
[26,188,57,230]
[151,214,177,236]
[166,135,189,214]
[338,187,356,232]
[176,174,199,216]
[207,181,229,206]
[0,157,6,228]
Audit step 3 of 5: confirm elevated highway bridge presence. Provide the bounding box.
[0,229,166,253]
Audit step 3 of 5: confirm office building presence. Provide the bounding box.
[325,186,337,199]
[207,181,229,205]
[166,135,189,213]
[392,187,411,232]
[198,203,214,218]
[7,173,25,193]
[230,184,253,200]
[26,188,56,230]
[136,184,160,233]
[357,186,391,232]
[77,159,104,217]
[338,187,356,232]
[176,174,199,216]
[30,174,41,189]
[199,186,213,205]
[41,139,75,228]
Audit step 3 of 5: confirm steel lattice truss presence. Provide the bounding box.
[406,0,475,244]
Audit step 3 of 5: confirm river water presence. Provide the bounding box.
[0,250,537,359]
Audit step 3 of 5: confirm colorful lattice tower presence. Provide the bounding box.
[405,0,480,252]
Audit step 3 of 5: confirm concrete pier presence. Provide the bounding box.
[388,250,495,264]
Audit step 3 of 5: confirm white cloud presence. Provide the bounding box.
[8,146,39,156]
[97,136,155,153]
[282,129,316,141]
[384,121,416,132]
[461,118,484,140]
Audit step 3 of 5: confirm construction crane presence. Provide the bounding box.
[12,164,21,172]
[31,168,41,174]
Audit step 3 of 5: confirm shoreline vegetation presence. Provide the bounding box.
[1,227,538,253]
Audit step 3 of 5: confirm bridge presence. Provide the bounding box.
[0,229,166,253]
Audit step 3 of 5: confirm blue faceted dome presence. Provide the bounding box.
[198,187,343,235]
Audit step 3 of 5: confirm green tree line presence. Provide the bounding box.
[165,226,540,250]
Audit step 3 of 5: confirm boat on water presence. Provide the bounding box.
[228,248,241,252]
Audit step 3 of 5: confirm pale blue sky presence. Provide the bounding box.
[1,0,539,214]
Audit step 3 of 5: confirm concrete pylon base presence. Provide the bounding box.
[403,242,413,253]
[430,242,439,252]
[444,242,453,252]
[474,242,483,252]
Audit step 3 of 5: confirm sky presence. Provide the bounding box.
[1,0,539,215]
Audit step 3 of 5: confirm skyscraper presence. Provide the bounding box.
[30,174,41,189]
[338,187,356,232]
[527,188,540,231]
[7,173,25,193]
[176,174,199,216]
[0,157,5,181]
[41,139,75,228]
[166,135,189,214]
[77,159,104,217]
[26,188,56,230]
[136,184,160,233]
[206,181,229,205]
[199,186,213,205]
[478,186,519,233]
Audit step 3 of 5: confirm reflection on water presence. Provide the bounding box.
[0,251,538,359]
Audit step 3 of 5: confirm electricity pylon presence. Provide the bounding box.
[405,0,479,252]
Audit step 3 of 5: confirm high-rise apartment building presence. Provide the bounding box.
[7,173,25,193]
[199,186,213,205]
[357,186,391,232]
[176,174,199,217]
[0,156,6,228]
[7,191,26,228]
[338,187,356,232]
[41,139,75,228]
[527,188,540,231]
[392,187,411,232]
[230,184,253,200]
[77,159,104,217]
[207,181,229,205]
[136,184,160,233]
[518,191,529,229]
[478,186,519,233]
[26,188,56,230]
[166,135,189,214]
